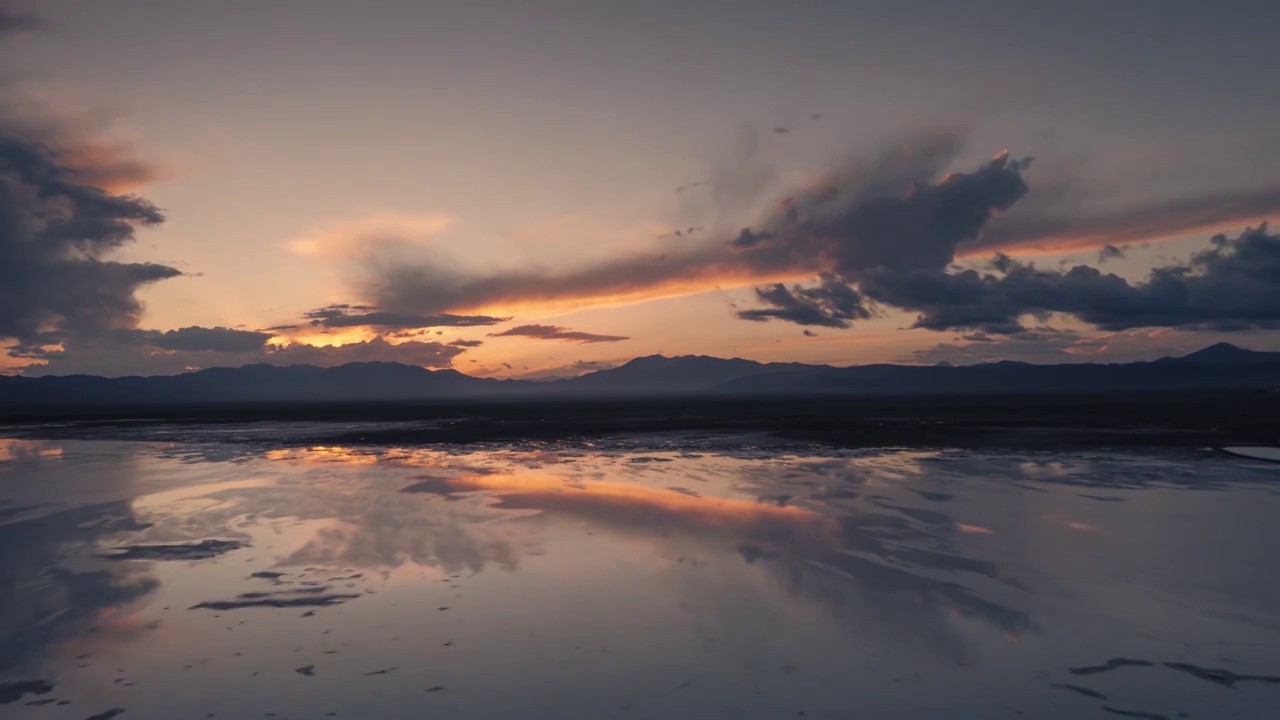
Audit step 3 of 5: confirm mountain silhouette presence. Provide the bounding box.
[1177,342,1280,365]
[1,344,1277,406]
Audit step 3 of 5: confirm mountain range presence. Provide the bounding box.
[1,343,1278,406]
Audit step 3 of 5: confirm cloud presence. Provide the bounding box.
[303,304,506,330]
[905,325,1280,366]
[354,127,1280,325]
[970,186,1280,256]
[16,331,467,377]
[487,324,630,343]
[902,328,1084,365]
[802,330,818,337]
[364,129,968,315]
[515,359,622,380]
[0,4,41,35]
[1096,244,1126,263]
[263,337,465,368]
[449,339,484,348]
[286,213,454,258]
[737,274,872,328]
[0,93,164,194]
[863,224,1280,334]
[136,326,273,353]
[0,129,180,343]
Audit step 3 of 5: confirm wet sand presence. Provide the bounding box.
[1,436,1279,719]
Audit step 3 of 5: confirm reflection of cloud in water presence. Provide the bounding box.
[120,444,1032,661]
[0,501,158,672]
[402,471,1031,651]
[128,469,527,577]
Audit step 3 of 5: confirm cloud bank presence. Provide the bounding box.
[16,332,467,377]
[357,128,1280,336]
[0,131,179,344]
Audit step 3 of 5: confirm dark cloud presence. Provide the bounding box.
[1096,244,1126,263]
[19,326,275,356]
[737,274,872,328]
[0,95,162,193]
[864,224,1280,334]
[303,304,506,329]
[140,326,273,353]
[731,227,773,248]
[971,185,1280,256]
[0,131,179,344]
[449,339,484,348]
[0,4,41,34]
[487,324,630,343]
[18,333,467,377]
[803,330,818,337]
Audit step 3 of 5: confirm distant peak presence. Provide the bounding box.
[1199,342,1243,352]
[1182,342,1248,359]
[933,361,955,368]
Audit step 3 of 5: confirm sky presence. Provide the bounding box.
[3,0,1280,378]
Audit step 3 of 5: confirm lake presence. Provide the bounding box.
[2,433,1279,719]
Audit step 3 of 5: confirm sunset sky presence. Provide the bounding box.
[3,0,1280,378]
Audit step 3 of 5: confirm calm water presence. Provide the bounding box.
[1,435,1279,719]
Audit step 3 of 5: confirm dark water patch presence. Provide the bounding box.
[295,665,315,677]
[1079,494,1126,503]
[365,667,398,676]
[908,489,954,502]
[876,502,952,526]
[100,540,246,561]
[1048,683,1107,699]
[1070,658,1155,675]
[1162,662,1280,688]
[237,586,331,599]
[0,679,54,704]
[84,709,126,720]
[191,593,360,611]
[1101,707,1168,720]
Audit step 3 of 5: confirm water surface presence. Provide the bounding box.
[2,436,1278,719]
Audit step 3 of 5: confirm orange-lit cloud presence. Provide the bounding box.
[286,212,455,258]
[965,186,1280,257]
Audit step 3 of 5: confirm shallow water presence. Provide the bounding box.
[1,435,1279,719]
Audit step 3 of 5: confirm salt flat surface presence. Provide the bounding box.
[1,436,1279,719]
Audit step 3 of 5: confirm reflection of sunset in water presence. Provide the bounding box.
[264,445,381,464]
[0,438,64,462]
[404,472,823,530]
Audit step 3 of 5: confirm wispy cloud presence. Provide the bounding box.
[303,303,506,329]
[286,212,454,258]
[487,324,630,344]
